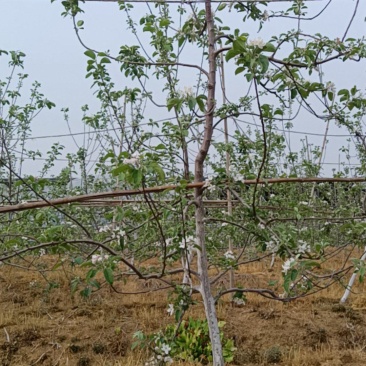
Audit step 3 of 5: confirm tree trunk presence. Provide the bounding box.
[195,193,224,365]
[193,0,224,363]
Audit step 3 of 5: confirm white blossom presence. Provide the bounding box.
[228,165,244,182]
[233,297,246,306]
[299,201,309,206]
[258,223,265,230]
[39,248,46,257]
[161,343,171,355]
[91,254,109,265]
[297,240,309,254]
[179,236,195,254]
[179,86,194,98]
[262,10,269,21]
[248,37,266,49]
[221,222,228,227]
[224,250,235,260]
[167,304,174,316]
[111,228,125,240]
[164,356,173,364]
[282,257,296,274]
[326,81,336,93]
[99,224,112,233]
[266,240,278,252]
[123,157,139,166]
[179,299,187,307]
[203,178,215,192]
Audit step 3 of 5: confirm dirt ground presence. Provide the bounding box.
[1,255,366,366]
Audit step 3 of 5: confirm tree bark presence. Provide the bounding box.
[194,0,224,364]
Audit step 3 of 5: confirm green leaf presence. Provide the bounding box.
[290,269,298,281]
[167,97,181,111]
[283,274,291,293]
[274,108,283,116]
[119,236,125,251]
[245,73,253,82]
[263,43,276,53]
[104,267,114,285]
[217,2,226,11]
[151,162,166,181]
[258,54,269,73]
[74,256,84,265]
[89,279,101,289]
[232,39,246,53]
[80,287,92,298]
[235,67,245,75]
[70,278,80,294]
[159,18,170,27]
[225,48,242,62]
[86,268,98,280]
[196,94,207,112]
[131,169,143,185]
[187,96,196,110]
[77,20,84,27]
[100,57,111,64]
[84,50,96,60]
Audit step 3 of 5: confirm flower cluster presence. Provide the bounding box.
[248,37,266,49]
[297,240,310,254]
[179,236,195,254]
[99,224,113,233]
[233,297,246,306]
[326,81,336,93]
[203,177,215,192]
[224,250,235,260]
[167,303,174,316]
[266,240,279,252]
[123,151,140,167]
[145,343,173,366]
[179,86,194,98]
[99,225,125,240]
[282,257,297,274]
[91,254,109,265]
[111,228,126,240]
[228,165,244,182]
[29,280,38,288]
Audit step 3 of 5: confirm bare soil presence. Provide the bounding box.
[1,256,366,366]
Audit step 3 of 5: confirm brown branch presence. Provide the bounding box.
[2,177,366,214]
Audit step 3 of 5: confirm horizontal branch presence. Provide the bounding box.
[0,183,204,213]
[1,177,366,213]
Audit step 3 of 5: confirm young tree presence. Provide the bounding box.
[1,0,366,365]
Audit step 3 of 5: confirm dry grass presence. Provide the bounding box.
[1,251,366,365]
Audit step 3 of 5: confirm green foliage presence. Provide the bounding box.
[133,318,236,365]
[3,1,366,363]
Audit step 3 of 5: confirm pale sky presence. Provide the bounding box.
[1,0,366,177]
